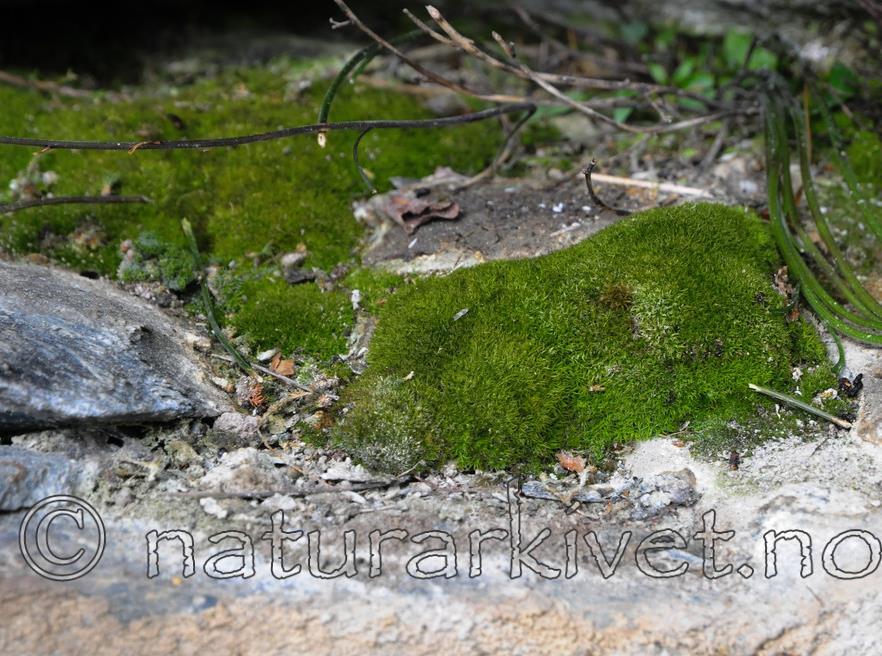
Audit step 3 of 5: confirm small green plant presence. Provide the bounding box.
[763,86,882,347]
[644,28,778,112]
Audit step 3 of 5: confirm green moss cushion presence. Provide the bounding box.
[336,203,835,471]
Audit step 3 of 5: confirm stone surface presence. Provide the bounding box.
[0,446,78,511]
[0,260,230,434]
[198,447,291,493]
[212,412,260,439]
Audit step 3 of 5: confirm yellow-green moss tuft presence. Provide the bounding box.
[336,203,839,471]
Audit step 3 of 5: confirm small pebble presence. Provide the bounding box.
[257,348,278,363]
[280,251,307,270]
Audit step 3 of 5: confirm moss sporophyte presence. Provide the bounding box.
[335,203,840,472]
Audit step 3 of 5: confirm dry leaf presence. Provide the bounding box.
[556,451,586,473]
[270,353,296,377]
[382,193,460,235]
[314,410,334,429]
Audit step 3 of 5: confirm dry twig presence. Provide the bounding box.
[0,194,149,214]
[0,69,93,98]
[0,103,534,151]
[582,160,632,216]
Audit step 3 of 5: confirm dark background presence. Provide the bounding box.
[0,0,438,84]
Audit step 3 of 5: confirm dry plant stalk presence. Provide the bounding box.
[335,0,748,136]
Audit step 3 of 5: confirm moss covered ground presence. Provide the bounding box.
[0,64,500,358]
[335,203,841,472]
[2,55,870,474]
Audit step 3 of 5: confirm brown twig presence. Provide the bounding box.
[588,171,712,198]
[582,160,632,216]
[0,103,535,151]
[490,29,640,133]
[333,0,524,104]
[434,3,719,112]
[410,5,665,95]
[456,103,537,189]
[0,69,93,98]
[489,29,737,135]
[210,353,315,392]
[402,8,457,48]
[0,194,150,214]
[699,119,730,170]
[338,2,740,136]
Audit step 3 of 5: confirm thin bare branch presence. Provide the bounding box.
[0,103,535,151]
[427,6,525,77]
[490,29,643,133]
[0,194,150,214]
[0,69,93,98]
[588,171,713,198]
[422,6,667,94]
[402,8,456,48]
[582,160,631,216]
[333,0,525,104]
[456,103,537,189]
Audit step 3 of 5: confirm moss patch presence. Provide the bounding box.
[0,64,501,358]
[215,269,352,358]
[816,127,882,274]
[335,203,838,472]
[847,130,882,187]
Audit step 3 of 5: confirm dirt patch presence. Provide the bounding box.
[360,177,627,273]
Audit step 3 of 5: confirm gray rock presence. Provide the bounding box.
[0,446,76,511]
[279,251,307,271]
[629,468,698,519]
[198,447,290,494]
[213,411,260,438]
[0,260,230,435]
[283,268,317,285]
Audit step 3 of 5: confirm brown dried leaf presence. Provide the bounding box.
[270,352,296,377]
[382,193,461,235]
[316,393,335,409]
[556,451,586,473]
